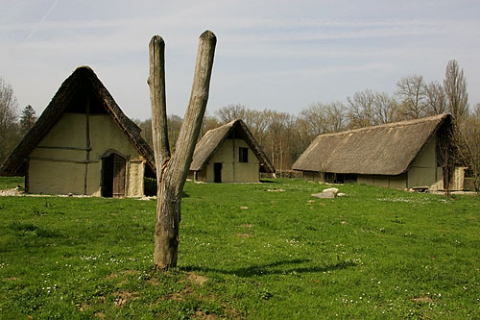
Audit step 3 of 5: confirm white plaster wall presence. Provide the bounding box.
[28,113,145,196]
[200,138,260,183]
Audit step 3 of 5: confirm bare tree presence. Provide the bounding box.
[0,77,20,164]
[216,104,247,123]
[442,59,470,174]
[201,114,220,136]
[137,118,153,147]
[444,59,469,123]
[215,105,270,146]
[149,31,216,269]
[463,104,480,191]
[243,109,269,143]
[325,102,347,132]
[347,90,376,128]
[167,115,183,150]
[424,81,447,116]
[298,103,329,137]
[395,75,426,119]
[373,91,398,124]
[263,110,296,171]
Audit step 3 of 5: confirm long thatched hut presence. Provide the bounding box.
[292,114,465,191]
[0,66,155,197]
[189,119,275,183]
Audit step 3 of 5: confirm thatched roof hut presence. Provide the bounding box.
[190,119,274,182]
[0,66,155,196]
[293,114,463,190]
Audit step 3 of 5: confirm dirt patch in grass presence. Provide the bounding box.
[240,223,253,228]
[164,292,185,301]
[194,310,218,319]
[3,277,19,281]
[410,296,433,304]
[189,272,208,286]
[123,270,140,275]
[164,287,195,301]
[222,302,243,319]
[113,291,138,308]
[147,278,160,286]
[237,233,251,238]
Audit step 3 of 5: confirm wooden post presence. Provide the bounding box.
[149,31,216,269]
[148,35,170,180]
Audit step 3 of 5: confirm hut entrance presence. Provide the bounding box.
[214,163,222,183]
[102,153,126,198]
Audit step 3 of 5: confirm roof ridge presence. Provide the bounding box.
[318,113,450,138]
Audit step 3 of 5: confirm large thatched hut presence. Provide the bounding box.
[189,119,275,183]
[0,66,155,197]
[292,114,465,191]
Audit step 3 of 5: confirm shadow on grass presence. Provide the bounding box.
[182,258,356,277]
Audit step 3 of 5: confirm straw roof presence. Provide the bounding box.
[292,114,452,176]
[0,66,155,177]
[190,119,275,173]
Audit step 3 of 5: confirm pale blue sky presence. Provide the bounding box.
[1,0,479,120]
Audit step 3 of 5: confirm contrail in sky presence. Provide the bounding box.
[24,0,61,42]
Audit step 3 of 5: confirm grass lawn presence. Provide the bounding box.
[0,177,479,319]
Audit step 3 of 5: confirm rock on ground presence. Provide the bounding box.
[311,191,336,199]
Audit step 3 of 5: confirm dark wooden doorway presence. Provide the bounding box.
[102,154,126,198]
[214,163,222,183]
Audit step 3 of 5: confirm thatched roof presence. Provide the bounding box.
[292,114,452,176]
[190,119,275,173]
[0,66,155,177]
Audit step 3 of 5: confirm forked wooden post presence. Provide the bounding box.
[149,31,216,269]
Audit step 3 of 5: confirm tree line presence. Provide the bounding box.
[1,59,479,189]
[135,60,479,189]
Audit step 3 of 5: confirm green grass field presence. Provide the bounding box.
[1,177,479,319]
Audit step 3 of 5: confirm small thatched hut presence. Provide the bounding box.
[292,114,465,191]
[189,119,275,183]
[0,66,155,197]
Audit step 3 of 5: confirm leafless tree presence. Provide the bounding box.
[201,114,220,136]
[373,91,398,124]
[298,103,329,138]
[0,77,20,164]
[347,90,376,128]
[167,115,183,150]
[444,60,469,123]
[462,104,480,191]
[263,110,296,171]
[216,104,247,123]
[442,59,470,173]
[325,101,347,132]
[395,74,426,119]
[423,81,447,116]
[136,118,153,147]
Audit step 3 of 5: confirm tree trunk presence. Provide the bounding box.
[150,31,216,269]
